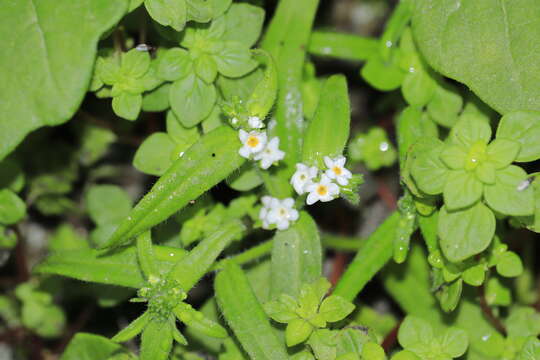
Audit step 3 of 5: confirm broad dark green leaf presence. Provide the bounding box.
[412,0,540,114]
[104,126,245,248]
[270,212,322,299]
[0,0,128,161]
[438,203,495,262]
[215,262,289,360]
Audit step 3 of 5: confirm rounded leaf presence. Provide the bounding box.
[443,170,483,210]
[318,295,355,323]
[133,132,176,176]
[286,318,313,347]
[170,74,217,127]
[440,327,468,357]
[496,251,523,278]
[496,111,540,162]
[484,165,534,216]
[0,189,26,225]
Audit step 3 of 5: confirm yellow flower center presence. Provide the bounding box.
[317,185,328,196]
[333,166,342,176]
[279,208,287,216]
[247,136,260,148]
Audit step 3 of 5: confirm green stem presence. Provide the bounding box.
[308,31,378,61]
[211,239,274,271]
[321,234,364,251]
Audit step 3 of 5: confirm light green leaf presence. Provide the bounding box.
[0,0,127,161]
[263,300,298,323]
[518,337,540,360]
[246,49,278,120]
[496,251,523,278]
[475,161,496,185]
[112,93,142,121]
[174,302,227,338]
[391,350,421,360]
[410,138,447,195]
[449,116,492,149]
[112,311,151,342]
[440,145,466,170]
[86,185,132,226]
[486,138,520,169]
[443,170,483,210]
[308,31,378,62]
[397,316,433,353]
[438,203,495,262]
[318,295,355,323]
[412,0,540,114]
[227,164,263,192]
[210,0,231,17]
[170,74,217,127]
[215,262,289,360]
[61,333,128,360]
[506,307,540,338]
[496,111,540,162]
[222,3,265,47]
[484,165,534,216]
[401,70,436,107]
[485,276,511,306]
[195,54,218,83]
[0,158,25,192]
[0,189,26,225]
[426,80,462,128]
[462,264,485,286]
[104,126,244,248]
[286,318,313,347]
[361,54,404,91]
[133,132,176,176]
[439,327,468,357]
[121,49,151,78]
[157,48,192,82]
[142,83,171,112]
[214,42,257,78]
[185,0,212,22]
[302,75,350,168]
[145,0,187,32]
[166,110,200,147]
[396,106,439,168]
[140,320,173,360]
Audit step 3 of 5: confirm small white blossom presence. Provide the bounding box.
[248,116,264,129]
[306,174,340,205]
[259,196,298,230]
[254,137,285,169]
[238,129,267,158]
[231,117,239,126]
[324,156,352,186]
[290,163,318,195]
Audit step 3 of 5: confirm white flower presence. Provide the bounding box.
[248,116,264,129]
[231,117,239,126]
[324,155,352,186]
[259,196,298,230]
[290,163,318,195]
[306,174,340,205]
[254,137,285,169]
[238,129,267,158]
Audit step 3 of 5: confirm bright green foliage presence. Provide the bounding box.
[61,333,133,360]
[264,278,355,347]
[15,282,66,338]
[397,316,468,359]
[0,189,26,225]
[412,0,540,114]
[348,127,397,171]
[309,31,378,62]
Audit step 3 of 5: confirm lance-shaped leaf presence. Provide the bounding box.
[270,212,322,299]
[140,319,174,360]
[308,31,378,62]
[173,302,227,338]
[102,126,245,249]
[302,75,351,168]
[112,311,151,342]
[168,220,245,290]
[246,50,277,120]
[34,245,187,288]
[215,262,289,360]
[0,0,128,161]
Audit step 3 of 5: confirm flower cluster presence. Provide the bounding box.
[237,116,285,170]
[291,156,352,205]
[259,196,299,230]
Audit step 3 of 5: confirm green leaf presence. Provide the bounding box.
[439,327,468,357]
[121,49,151,78]
[308,31,378,62]
[361,54,404,91]
[157,48,192,81]
[518,337,540,360]
[104,126,244,248]
[496,111,540,162]
[210,0,231,17]
[496,251,523,278]
[173,302,227,338]
[397,316,433,353]
[449,116,492,149]
[486,139,520,169]
[286,318,313,347]
[86,185,132,226]
[214,42,257,78]
[112,311,151,342]
[426,80,462,128]
[0,158,25,192]
[0,189,26,225]
[462,264,485,286]
[401,70,436,107]
[410,138,447,195]
[246,50,278,120]
[194,54,218,83]
[443,170,483,210]
[485,276,511,306]
[506,307,540,338]
[222,3,265,48]
[440,145,466,170]
[140,320,174,360]
[334,212,399,301]
[215,262,289,360]
[112,93,142,121]
[396,106,438,168]
[142,83,171,112]
[318,295,355,323]
[475,161,496,185]
[263,299,298,323]
[270,212,322,298]
[170,74,217,127]
[145,0,187,32]
[185,0,212,22]
[166,110,200,149]
[61,333,128,360]
[35,245,187,288]
[391,350,421,360]
[0,0,127,161]
[438,203,495,262]
[412,0,540,114]
[302,75,350,168]
[484,165,534,216]
[133,132,176,176]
